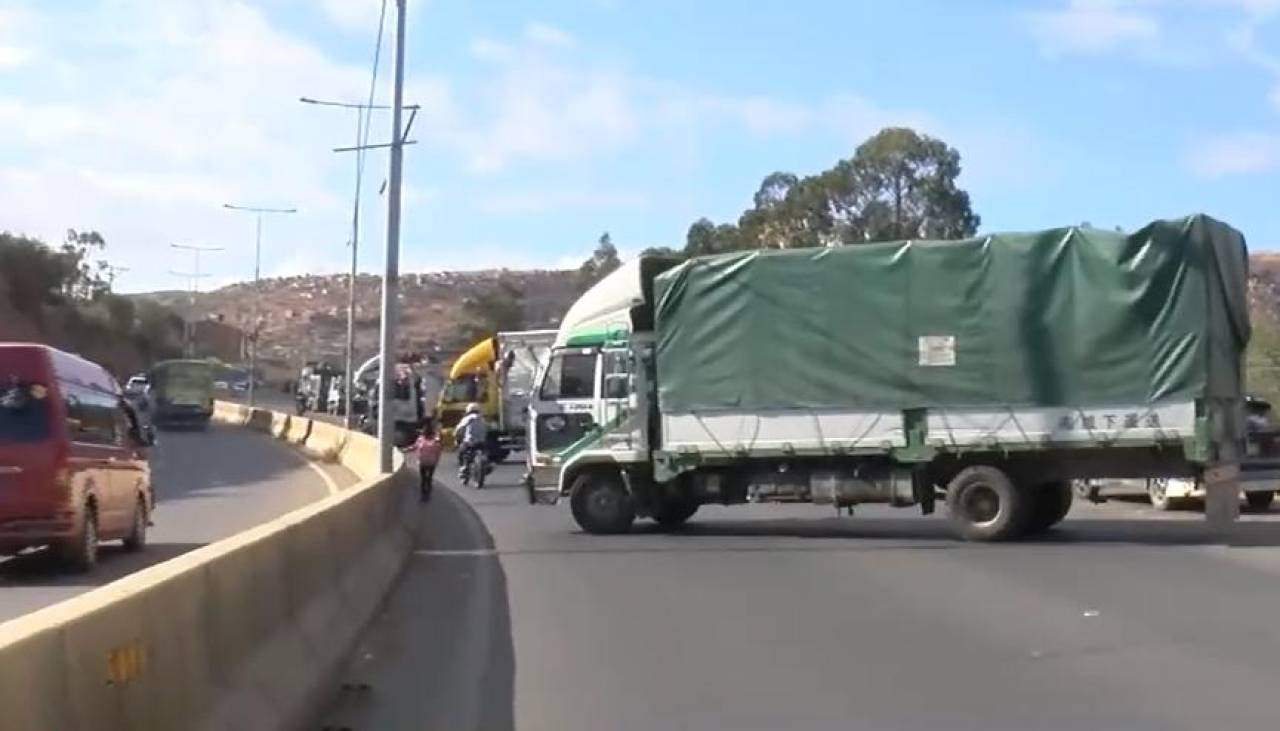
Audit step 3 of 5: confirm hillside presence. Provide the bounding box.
[140,269,581,375]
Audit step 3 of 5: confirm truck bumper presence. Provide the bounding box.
[523,461,563,504]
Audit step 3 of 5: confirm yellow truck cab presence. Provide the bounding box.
[436,337,497,447]
[435,330,556,461]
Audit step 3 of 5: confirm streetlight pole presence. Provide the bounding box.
[223,204,296,407]
[170,244,222,358]
[299,97,422,428]
[377,0,409,473]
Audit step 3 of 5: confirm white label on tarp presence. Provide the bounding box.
[918,335,956,367]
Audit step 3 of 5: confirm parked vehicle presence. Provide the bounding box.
[354,355,438,445]
[149,359,215,429]
[1076,395,1280,511]
[525,215,1252,540]
[295,362,340,414]
[124,374,149,396]
[0,344,155,570]
[435,330,556,461]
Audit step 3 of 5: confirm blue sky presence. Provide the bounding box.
[0,0,1277,292]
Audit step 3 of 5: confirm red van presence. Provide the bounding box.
[0,344,153,571]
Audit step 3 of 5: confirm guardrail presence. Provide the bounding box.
[0,402,413,731]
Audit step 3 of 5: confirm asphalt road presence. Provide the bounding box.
[0,424,355,623]
[323,461,1280,731]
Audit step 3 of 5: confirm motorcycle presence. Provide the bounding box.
[458,443,492,489]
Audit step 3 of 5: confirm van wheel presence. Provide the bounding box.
[945,466,1030,542]
[123,497,148,552]
[1024,481,1073,535]
[1147,478,1184,511]
[1245,490,1275,513]
[570,471,635,535]
[60,505,99,573]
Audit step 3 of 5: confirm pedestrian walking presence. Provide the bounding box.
[413,425,442,502]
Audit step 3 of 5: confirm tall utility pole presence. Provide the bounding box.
[170,244,222,358]
[223,204,296,408]
[299,97,420,428]
[379,0,409,473]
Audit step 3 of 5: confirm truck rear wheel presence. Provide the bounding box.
[570,470,635,535]
[1024,481,1073,535]
[945,466,1030,542]
[653,497,699,529]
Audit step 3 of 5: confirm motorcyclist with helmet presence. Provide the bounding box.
[454,402,489,481]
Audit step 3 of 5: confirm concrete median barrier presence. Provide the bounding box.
[0,401,412,730]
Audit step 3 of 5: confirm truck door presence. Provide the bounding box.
[528,348,599,459]
[598,348,643,452]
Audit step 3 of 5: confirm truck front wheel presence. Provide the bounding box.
[570,470,636,535]
[945,466,1031,542]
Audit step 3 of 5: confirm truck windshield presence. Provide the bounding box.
[442,374,484,404]
[540,351,595,399]
[0,381,51,444]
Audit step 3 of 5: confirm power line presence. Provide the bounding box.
[359,0,391,190]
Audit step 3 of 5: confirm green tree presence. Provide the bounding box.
[578,232,622,290]
[0,232,73,317]
[827,127,979,242]
[1248,310,1280,406]
[684,126,980,254]
[103,293,136,333]
[61,229,110,301]
[684,218,744,255]
[640,246,685,259]
[459,279,525,344]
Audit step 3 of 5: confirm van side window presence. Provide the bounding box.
[63,381,118,445]
[0,380,51,444]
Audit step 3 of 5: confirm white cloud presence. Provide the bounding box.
[0,6,38,68]
[1271,84,1280,112]
[0,1,385,291]
[472,188,648,215]
[701,96,814,136]
[525,22,575,49]
[1187,131,1280,176]
[319,0,386,32]
[0,44,29,68]
[469,37,514,62]
[459,39,640,174]
[1024,0,1162,56]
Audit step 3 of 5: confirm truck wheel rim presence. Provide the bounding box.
[588,489,619,520]
[961,484,1000,526]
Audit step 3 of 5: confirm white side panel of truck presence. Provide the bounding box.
[661,409,907,454]
[925,401,1197,448]
[497,329,557,433]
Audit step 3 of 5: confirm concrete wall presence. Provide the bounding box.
[0,402,413,731]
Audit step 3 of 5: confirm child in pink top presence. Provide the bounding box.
[413,425,442,502]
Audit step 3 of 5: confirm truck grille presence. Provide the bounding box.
[535,412,594,452]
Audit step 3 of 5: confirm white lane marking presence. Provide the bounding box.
[307,460,341,496]
[279,447,341,496]
[413,549,497,557]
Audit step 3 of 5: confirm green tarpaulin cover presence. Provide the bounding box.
[653,215,1249,412]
